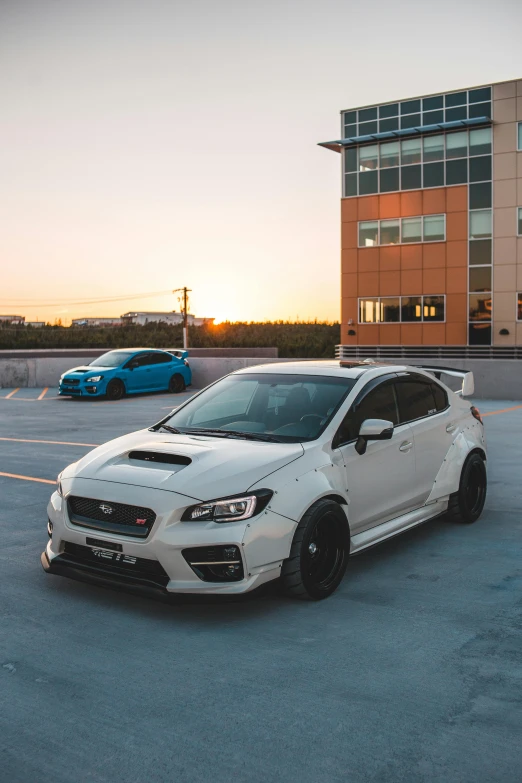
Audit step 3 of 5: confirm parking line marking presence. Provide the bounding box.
[5,388,20,399]
[0,471,55,485]
[482,404,522,417]
[37,387,49,400]
[0,437,99,447]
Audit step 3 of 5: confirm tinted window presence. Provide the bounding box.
[135,353,153,367]
[154,352,173,364]
[431,383,448,411]
[337,382,398,444]
[90,351,135,367]
[396,379,437,423]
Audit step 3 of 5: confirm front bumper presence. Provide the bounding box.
[44,479,296,597]
[58,380,107,397]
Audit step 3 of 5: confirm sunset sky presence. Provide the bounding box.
[1,0,522,325]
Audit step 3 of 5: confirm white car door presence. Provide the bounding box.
[334,378,418,535]
[394,374,454,505]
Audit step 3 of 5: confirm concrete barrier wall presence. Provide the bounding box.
[0,355,305,391]
[0,354,521,398]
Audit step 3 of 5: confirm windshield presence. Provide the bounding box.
[90,351,134,367]
[162,373,357,442]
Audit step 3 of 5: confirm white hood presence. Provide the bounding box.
[63,430,304,501]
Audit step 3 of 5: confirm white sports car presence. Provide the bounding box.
[42,360,487,601]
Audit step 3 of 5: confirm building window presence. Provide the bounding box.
[359,298,379,323]
[423,214,445,242]
[446,131,468,159]
[469,209,492,240]
[517,122,522,151]
[423,134,444,162]
[469,239,491,265]
[469,127,491,156]
[402,217,422,244]
[469,182,492,210]
[469,266,492,292]
[469,294,492,322]
[358,215,445,247]
[401,138,421,166]
[380,219,400,245]
[359,145,378,171]
[518,207,522,236]
[380,141,400,168]
[518,293,522,321]
[359,221,379,247]
[358,295,445,323]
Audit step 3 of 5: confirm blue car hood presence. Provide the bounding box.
[63,365,118,376]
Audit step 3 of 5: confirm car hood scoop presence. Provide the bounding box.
[63,431,304,500]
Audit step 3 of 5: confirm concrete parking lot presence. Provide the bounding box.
[1,389,522,783]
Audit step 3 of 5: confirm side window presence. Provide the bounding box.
[431,382,448,412]
[152,353,172,364]
[336,382,399,445]
[136,353,154,367]
[395,379,437,423]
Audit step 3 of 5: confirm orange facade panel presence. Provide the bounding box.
[340,185,469,345]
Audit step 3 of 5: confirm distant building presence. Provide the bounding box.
[25,321,45,328]
[121,311,214,327]
[71,317,123,327]
[0,315,25,325]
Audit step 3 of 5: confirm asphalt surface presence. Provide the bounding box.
[1,389,522,783]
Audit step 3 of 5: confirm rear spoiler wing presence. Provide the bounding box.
[416,365,474,397]
[167,349,189,360]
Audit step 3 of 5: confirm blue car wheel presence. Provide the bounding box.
[106,379,125,400]
[168,373,186,393]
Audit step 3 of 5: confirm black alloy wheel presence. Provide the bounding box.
[106,379,125,401]
[168,374,186,394]
[447,452,487,524]
[281,499,350,600]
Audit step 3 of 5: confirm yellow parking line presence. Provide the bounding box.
[0,436,98,447]
[0,471,55,485]
[482,404,522,417]
[37,387,49,400]
[5,388,20,399]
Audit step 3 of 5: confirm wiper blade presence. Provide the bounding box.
[181,427,280,442]
[152,424,182,434]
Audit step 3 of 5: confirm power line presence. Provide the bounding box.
[0,290,174,308]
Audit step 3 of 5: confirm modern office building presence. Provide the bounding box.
[320,78,522,349]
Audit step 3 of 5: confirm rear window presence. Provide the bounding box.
[431,382,448,412]
[396,380,437,423]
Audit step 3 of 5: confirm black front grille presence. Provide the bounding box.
[68,496,156,538]
[63,378,80,386]
[62,542,169,587]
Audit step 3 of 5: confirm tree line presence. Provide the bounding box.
[0,321,340,358]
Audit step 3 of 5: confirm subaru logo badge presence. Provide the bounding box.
[99,504,113,515]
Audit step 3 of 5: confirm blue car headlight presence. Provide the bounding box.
[87,375,104,382]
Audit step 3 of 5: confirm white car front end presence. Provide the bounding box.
[43,431,309,596]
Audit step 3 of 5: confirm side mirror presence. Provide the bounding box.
[355,418,394,456]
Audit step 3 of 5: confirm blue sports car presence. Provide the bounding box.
[59,348,192,400]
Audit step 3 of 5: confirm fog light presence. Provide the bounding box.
[182,545,244,582]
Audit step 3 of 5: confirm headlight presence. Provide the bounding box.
[87,375,103,382]
[56,472,64,497]
[181,489,273,523]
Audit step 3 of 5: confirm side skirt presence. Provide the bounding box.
[349,499,449,554]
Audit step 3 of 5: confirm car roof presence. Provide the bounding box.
[106,348,166,354]
[232,360,408,379]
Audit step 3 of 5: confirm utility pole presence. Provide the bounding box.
[173,287,191,350]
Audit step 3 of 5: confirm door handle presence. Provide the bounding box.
[446,423,457,433]
[399,441,413,452]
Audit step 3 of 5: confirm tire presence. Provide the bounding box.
[446,452,487,524]
[168,373,186,393]
[106,379,125,401]
[280,499,350,600]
